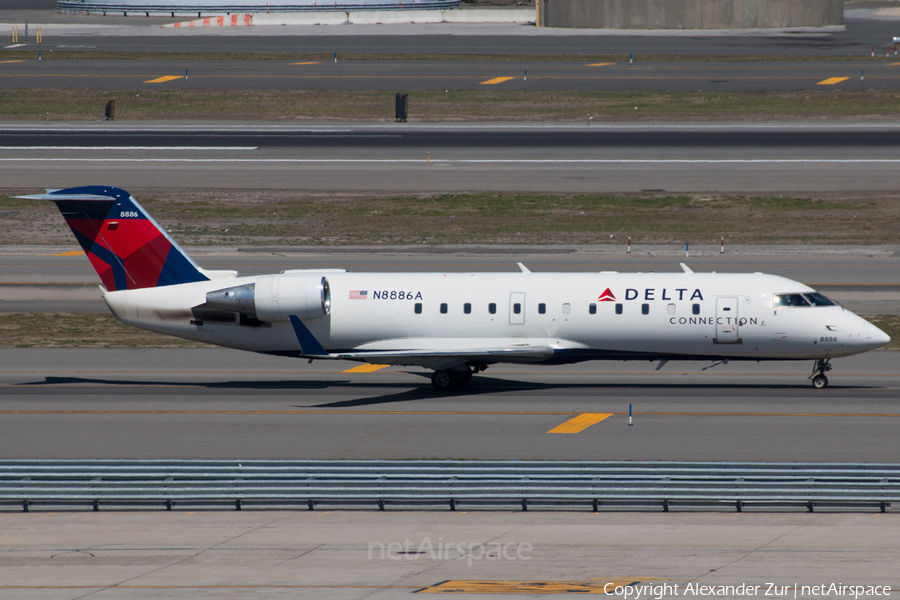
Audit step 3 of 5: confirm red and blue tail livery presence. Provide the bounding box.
[21,186,208,291]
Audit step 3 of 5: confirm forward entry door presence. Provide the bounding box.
[715,297,741,344]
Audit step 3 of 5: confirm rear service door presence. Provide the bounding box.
[509,292,525,325]
[715,297,741,344]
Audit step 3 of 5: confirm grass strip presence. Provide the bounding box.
[3,88,900,121]
[1,50,894,62]
[1,312,895,349]
[0,312,209,348]
[3,190,898,246]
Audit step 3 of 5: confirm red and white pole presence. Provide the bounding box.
[627,236,631,254]
[720,236,724,254]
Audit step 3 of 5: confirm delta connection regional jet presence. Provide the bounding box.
[25,186,890,390]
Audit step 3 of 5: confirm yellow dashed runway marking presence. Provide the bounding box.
[144,75,183,84]
[586,63,615,67]
[419,579,640,594]
[53,250,84,256]
[547,413,614,434]
[290,62,320,65]
[816,77,849,85]
[0,60,24,64]
[480,76,515,85]
[342,363,389,373]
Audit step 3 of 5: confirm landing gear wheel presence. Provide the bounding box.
[431,370,454,391]
[809,358,832,390]
[455,369,473,386]
[811,374,828,389]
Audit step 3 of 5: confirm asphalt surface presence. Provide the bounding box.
[3,121,900,192]
[3,57,900,91]
[1,348,898,462]
[2,251,899,314]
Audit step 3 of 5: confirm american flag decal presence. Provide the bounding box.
[349,290,368,300]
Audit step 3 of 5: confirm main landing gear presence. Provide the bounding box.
[809,358,833,389]
[430,363,486,390]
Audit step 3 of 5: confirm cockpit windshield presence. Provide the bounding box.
[803,292,836,306]
[773,293,836,307]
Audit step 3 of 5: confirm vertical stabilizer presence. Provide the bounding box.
[20,186,208,291]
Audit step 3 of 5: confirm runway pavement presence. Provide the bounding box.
[0,347,898,462]
[3,57,898,91]
[2,251,899,314]
[3,122,900,192]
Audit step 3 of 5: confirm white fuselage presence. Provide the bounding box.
[101,270,886,366]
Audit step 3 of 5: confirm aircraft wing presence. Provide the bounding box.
[289,316,557,370]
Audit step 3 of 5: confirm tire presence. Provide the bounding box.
[811,374,828,389]
[431,370,454,390]
[454,370,473,387]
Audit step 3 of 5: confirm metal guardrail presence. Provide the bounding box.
[1,460,897,512]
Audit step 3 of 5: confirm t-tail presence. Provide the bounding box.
[20,186,209,291]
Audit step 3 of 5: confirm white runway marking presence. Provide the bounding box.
[0,146,259,151]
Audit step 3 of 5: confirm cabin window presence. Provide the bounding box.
[414,303,422,314]
[615,303,623,315]
[488,303,497,314]
[804,293,836,306]
[667,303,676,315]
[440,303,448,314]
[774,294,810,307]
[562,303,571,315]
[464,303,472,314]
[538,303,546,314]
[641,303,649,315]
[589,303,597,315]
[692,303,700,315]
[513,303,522,315]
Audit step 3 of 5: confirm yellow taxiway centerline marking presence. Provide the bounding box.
[290,61,320,65]
[144,75,183,84]
[817,77,849,85]
[0,60,24,64]
[54,250,84,256]
[547,413,614,434]
[586,63,615,67]
[342,364,389,373]
[480,76,515,85]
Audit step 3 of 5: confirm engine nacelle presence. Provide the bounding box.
[204,275,330,322]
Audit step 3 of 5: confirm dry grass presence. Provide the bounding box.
[2,189,897,246]
[2,88,900,121]
[0,313,209,348]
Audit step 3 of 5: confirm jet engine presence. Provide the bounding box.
[204,275,330,322]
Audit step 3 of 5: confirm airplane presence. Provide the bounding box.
[23,185,891,390]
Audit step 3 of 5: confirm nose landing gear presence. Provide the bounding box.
[809,358,832,389]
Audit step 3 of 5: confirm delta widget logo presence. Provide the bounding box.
[598,288,616,302]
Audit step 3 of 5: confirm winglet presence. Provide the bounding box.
[517,262,531,274]
[289,315,330,356]
[680,263,693,275]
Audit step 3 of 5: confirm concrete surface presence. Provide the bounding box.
[0,511,897,599]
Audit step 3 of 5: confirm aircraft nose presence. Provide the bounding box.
[866,322,891,349]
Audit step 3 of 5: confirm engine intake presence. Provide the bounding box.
[205,275,330,322]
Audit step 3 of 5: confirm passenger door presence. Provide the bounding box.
[715,297,741,344]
